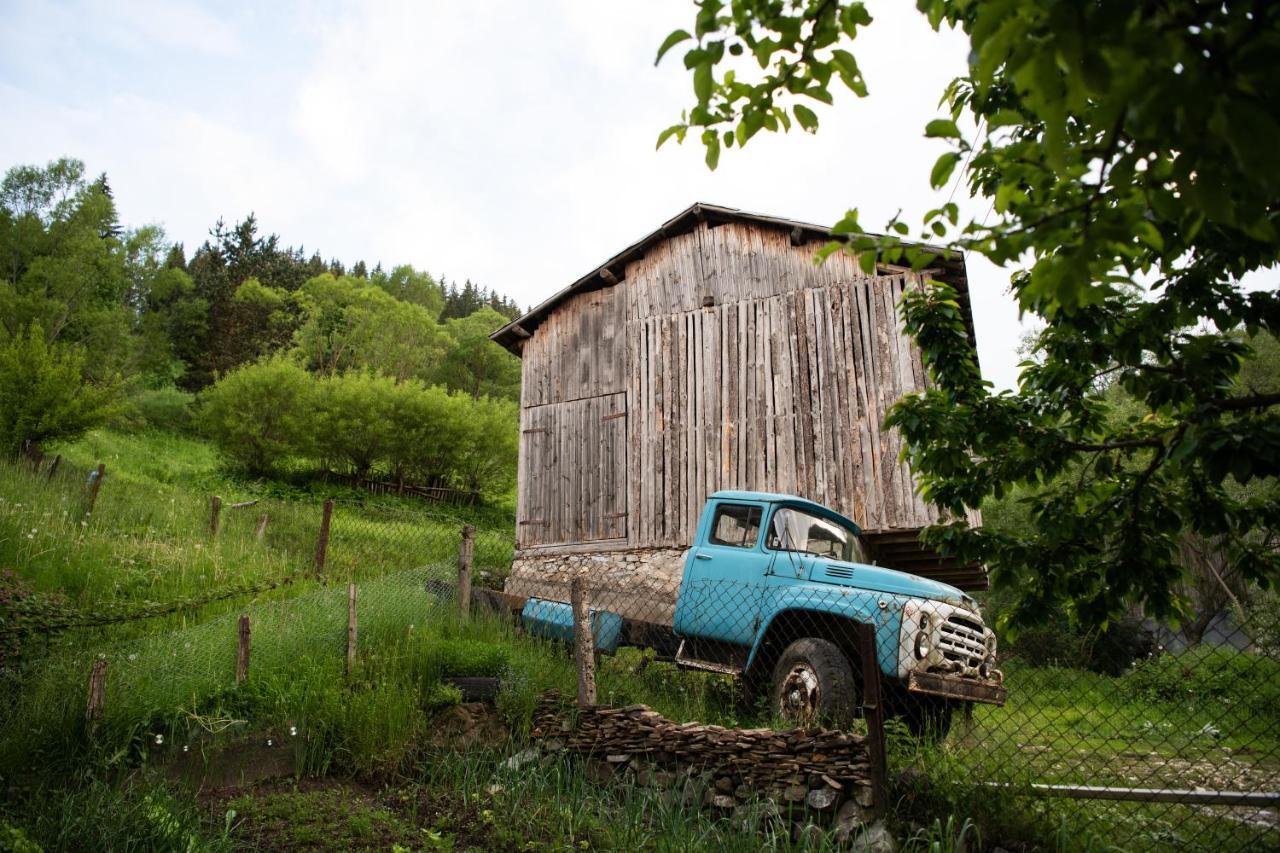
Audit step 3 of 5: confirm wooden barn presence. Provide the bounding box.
[491,203,985,619]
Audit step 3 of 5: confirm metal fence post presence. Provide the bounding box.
[346,583,358,675]
[571,574,597,707]
[457,525,475,616]
[85,462,106,516]
[85,658,107,729]
[235,615,251,685]
[209,495,222,539]
[855,622,888,818]
[314,499,334,572]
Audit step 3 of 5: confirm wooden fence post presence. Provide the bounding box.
[570,574,597,707]
[235,614,251,684]
[209,495,222,539]
[45,454,61,482]
[314,499,334,572]
[255,513,269,542]
[346,583,358,675]
[85,658,107,729]
[85,463,106,516]
[855,622,888,818]
[457,525,475,617]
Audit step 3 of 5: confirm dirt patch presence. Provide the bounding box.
[429,702,509,749]
[202,775,512,851]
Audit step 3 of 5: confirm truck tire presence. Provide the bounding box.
[771,638,858,726]
[894,695,954,742]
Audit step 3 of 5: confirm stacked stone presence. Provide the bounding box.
[530,694,878,838]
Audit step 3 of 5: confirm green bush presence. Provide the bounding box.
[0,325,121,460]
[197,357,313,476]
[0,821,42,853]
[428,638,510,679]
[130,386,195,432]
[1121,646,1280,716]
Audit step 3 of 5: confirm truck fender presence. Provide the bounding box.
[745,598,902,682]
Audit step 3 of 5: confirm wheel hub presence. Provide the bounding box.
[779,663,821,721]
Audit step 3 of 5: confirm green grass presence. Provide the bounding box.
[3,428,1279,851]
[0,430,513,644]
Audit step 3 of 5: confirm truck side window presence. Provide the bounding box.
[708,504,763,548]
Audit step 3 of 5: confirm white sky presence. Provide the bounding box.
[1,0,1035,389]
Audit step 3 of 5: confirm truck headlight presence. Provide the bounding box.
[914,632,932,660]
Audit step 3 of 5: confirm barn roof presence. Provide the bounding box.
[490,202,973,354]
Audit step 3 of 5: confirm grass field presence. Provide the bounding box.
[2,430,1278,851]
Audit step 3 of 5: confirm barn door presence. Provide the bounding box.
[518,393,627,547]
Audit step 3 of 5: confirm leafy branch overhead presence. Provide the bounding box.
[659,0,1280,627]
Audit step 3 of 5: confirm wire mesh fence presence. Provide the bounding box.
[3,457,1277,850]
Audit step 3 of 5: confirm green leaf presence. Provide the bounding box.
[702,130,721,170]
[655,124,685,150]
[930,152,962,189]
[794,104,819,132]
[693,63,713,103]
[655,29,692,66]
[925,118,961,139]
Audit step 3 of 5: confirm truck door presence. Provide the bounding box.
[673,501,770,646]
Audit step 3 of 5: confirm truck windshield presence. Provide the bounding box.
[766,507,862,562]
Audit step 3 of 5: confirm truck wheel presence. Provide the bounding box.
[895,695,954,742]
[771,638,858,726]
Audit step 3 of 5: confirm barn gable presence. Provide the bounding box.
[496,203,985,592]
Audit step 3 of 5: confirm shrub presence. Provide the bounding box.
[127,386,195,433]
[0,325,121,460]
[428,639,510,679]
[1121,645,1280,722]
[197,357,313,476]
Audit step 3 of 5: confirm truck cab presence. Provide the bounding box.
[671,491,1006,736]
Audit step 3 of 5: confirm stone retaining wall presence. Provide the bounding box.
[529,696,889,845]
[504,547,686,625]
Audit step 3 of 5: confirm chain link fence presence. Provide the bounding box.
[527,539,1280,851]
[3,458,1276,850]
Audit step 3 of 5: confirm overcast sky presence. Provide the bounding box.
[1,0,1036,388]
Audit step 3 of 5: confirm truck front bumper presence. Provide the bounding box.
[907,670,1007,706]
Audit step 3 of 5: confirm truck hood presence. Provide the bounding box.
[811,560,975,608]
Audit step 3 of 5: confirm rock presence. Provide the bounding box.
[706,793,736,810]
[793,823,826,845]
[543,738,564,752]
[806,786,840,811]
[715,776,735,794]
[783,784,808,802]
[606,753,630,763]
[485,783,504,796]
[734,783,751,800]
[586,760,614,785]
[855,785,875,807]
[501,748,540,771]
[835,799,873,841]
[850,821,898,853]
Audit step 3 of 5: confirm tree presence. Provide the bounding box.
[0,325,121,459]
[435,307,522,402]
[0,158,132,374]
[659,1,1280,628]
[293,273,447,382]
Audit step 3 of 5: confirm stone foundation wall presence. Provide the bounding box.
[504,547,686,625]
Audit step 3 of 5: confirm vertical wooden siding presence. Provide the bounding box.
[521,287,626,408]
[627,276,937,548]
[518,219,945,551]
[518,392,627,546]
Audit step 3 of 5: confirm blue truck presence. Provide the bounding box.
[520,491,1006,737]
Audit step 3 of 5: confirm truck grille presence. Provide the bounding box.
[938,614,987,668]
